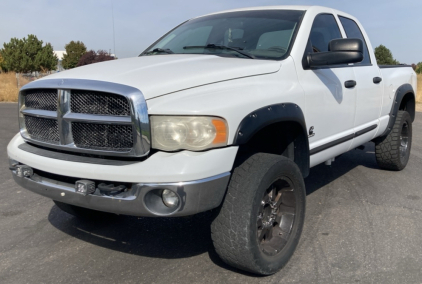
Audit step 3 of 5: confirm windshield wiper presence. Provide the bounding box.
[145,48,174,55]
[183,44,255,59]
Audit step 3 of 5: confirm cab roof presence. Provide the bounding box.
[196,6,352,20]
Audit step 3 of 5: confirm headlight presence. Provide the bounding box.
[150,116,228,151]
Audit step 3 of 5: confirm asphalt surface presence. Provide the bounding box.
[1,103,422,284]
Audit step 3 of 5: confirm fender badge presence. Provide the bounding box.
[308,126,315,138]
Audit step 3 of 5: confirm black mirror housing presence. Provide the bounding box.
[329,38,363,53]
[307,38,364,68]
[308,51,363,67]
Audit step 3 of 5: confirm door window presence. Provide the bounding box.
[309,14,342,53]
[339,16,371,65]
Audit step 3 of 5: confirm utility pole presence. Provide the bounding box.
[16,73,20,89]
[111,0,116,58]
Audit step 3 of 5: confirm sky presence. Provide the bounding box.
[0,0,421,64]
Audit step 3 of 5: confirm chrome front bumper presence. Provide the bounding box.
[10,160,230,217]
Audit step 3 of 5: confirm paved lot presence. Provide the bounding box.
[1,103,422,284]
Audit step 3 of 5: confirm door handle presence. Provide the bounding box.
[373,77,382,84]
[344,80,356,88]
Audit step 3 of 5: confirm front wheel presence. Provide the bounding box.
[211,153,306,275]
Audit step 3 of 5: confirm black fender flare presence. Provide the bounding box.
[379,84,415,138]
[233,103,310,177]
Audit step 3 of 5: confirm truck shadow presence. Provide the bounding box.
[305,142,379,195]
[48,206,214,259]
[47,143,379,271]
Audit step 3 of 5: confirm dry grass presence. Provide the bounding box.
[417,74,422,104]
[0,72,31,102]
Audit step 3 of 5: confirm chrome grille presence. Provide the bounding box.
[18,79,150,158]
[24,116,60,144]
[25,89,57,111]
[71,90,130,116]
[72,122,133,152]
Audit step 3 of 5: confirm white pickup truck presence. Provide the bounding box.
[8,5,417,275]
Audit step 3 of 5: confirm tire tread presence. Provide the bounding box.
[375,111,412,171]
[211,153,304,275]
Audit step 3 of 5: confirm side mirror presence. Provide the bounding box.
[307,38,364,68]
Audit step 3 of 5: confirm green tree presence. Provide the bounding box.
[0,35,44,73]
[1,37,25,72]
[35,43,58,72]
[374,45,399,65]
[1,35,58,73]
[415,62,422,74]
[62,41,86,69]
[0,52,4,72]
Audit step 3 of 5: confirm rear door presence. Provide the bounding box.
[338,16,383,148]
[296,14,357,163]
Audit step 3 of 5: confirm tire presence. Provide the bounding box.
[211,153,306,275]
[53,200,115,220]
[375,110,412,171]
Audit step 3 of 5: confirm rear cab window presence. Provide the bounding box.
[338,16,371,65]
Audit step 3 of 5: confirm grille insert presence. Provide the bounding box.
[19,81,148,157]
[25,89,57,111]
[72,122,133,152]
[71,91,130,116]
[24,116,60,144]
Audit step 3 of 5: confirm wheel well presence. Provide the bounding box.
[399,92,415,122]
[236,121,310,178]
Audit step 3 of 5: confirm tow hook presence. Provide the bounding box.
[98,183,127,195]
[9,161,19,171]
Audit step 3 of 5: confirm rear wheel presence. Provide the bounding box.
[375,110,412,171]
[211,153,306,275]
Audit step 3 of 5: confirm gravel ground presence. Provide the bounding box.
[416,103,422,112]
[1,103,422,284]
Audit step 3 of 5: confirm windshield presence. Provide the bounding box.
[141,10,305,60]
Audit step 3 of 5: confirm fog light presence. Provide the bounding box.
[162,189,179,208]
[15,165,33,178]
[75,180,96,196]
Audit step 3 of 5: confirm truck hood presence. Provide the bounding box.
[42,55,281,100]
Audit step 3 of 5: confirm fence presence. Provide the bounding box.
[0,72,44,102]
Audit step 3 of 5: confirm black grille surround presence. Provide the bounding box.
[71,90,131,116]
[72,122,133,152]
[18,79,150,158]
[24,116,60,144]
[24,89,58,111]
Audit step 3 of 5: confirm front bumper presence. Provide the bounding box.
[10,160,230,217]
[8,134,237,217]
